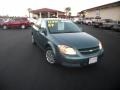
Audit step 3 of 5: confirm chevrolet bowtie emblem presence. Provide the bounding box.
[89,50,94,52]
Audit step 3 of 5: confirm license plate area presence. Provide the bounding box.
[89,57,97,64]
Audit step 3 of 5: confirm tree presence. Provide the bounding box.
[68,12,71,18]
[79,11,86,19]
[65,7,71,18]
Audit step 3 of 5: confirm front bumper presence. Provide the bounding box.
[62,54,103,67]
[55,50,104,67]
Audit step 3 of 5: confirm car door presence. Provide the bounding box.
[36,20,48,49]
[9,19,19,28]
[13,19,20,27]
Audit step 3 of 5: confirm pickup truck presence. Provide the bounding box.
[93,19,116,29]
[112,21,120,31]
[100,19,116,29]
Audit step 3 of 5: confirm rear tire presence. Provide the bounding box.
[3,25,7,30]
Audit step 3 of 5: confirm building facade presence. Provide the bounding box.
[30,8,65,19]
[78,1,120,21]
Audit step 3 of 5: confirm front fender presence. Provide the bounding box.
[47,41,57,56]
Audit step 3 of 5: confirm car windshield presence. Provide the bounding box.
[47,20,82,34]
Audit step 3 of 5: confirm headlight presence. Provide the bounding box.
[58,45,77,55]
[99,42,102,50]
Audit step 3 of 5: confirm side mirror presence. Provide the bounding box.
[41,28,47,36]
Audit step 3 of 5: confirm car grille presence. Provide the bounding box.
[78,46,99,55]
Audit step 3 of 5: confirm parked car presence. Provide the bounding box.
[31,18,104,67]
[92,19,101,27]
[100,19,116,29]
[112,21,120,31]
[93,19,115,29]
[73,18,82,24]
[0,18,5,28]
[93,19,105,28]
[2,17,31,29]
[83,18,93,25]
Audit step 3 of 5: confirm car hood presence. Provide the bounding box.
[51,32,99,49]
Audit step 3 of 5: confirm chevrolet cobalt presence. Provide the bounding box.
[31,18,103,67]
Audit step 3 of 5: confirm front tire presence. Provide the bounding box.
[46,47,56,64]
[21,25,26,29]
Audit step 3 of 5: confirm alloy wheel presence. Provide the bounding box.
[46,49,55,64]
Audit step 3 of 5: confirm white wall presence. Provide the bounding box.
[86,10,99,18]
[31,13,39,19]
[100,6,120,21]
[86,6,120,21]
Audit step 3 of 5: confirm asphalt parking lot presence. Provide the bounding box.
[0,25,120,90]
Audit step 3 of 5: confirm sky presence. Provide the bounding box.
[0,0,119,16]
